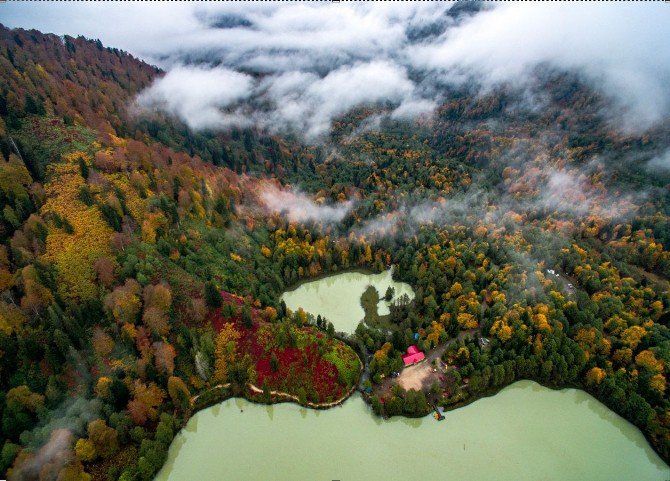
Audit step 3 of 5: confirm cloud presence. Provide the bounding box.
[2,3,445,139]
[353,190,488,239]
[261,61,417,139]
[354,209,405,239]
[354,157,643,241]
[409,3,670,131]
[4,2,670,136]
[136,60,423,139]
[135,65,254,130]
[10,429,75,480]
[391,98,437,120]
[536,170,592,216]
[259,184,354,224]
[647,149,670,172]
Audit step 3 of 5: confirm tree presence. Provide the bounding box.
[154,342,176,376]
[19,265,53,314]
[213,323,241,383]
[0,442,19,475]
[626,393,654,429]
[92,327,114,358]
[620,325,646,350]
[242,305,253,329]
[270,352,279,373]
[205,281,222,308]
[385,396,403,416]
[143,307,169,337]
[649,373,666,396]
[127,381,166,426]
[635,350,664,373]
[87,419,118,458]
[167,376,191,410]
[0,302,26,335]
[457,313,478,330]
[78,156,89,179]
[105,279,142,325]
[143,283,172,313]
[370,396,383,415]
[75,437,96,462]
[93,256,115,288]
[95,377,112,400]
[262,380,271,401]
[189,298,207,324]
[227,354,256,390]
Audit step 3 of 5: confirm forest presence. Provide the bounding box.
[1,23,670,481]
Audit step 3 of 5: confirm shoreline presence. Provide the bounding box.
[186,324,670,468]
[188,350,364,413]
[189,270,670,467]
[279,265,386,296]
[175,378,670,475]
[187,365,670,468]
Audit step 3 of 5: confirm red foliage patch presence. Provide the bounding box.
[209,291,354,403]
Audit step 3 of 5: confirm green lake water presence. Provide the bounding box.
[280,269,415,333]
[156,380,670,481]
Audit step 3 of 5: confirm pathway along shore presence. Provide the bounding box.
[189,355,363,410]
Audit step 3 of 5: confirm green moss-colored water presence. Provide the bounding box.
[156,380,670,481]
[280,269,415,333]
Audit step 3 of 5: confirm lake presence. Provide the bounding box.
[155,380,670,481]
[280,269,415,333]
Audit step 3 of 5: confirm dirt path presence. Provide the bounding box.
[375,328,481,396]
[190,358,363,410]
[189,383,231,407]
[247,377,359,408]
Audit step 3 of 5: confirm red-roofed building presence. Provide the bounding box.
[402,345,425,366]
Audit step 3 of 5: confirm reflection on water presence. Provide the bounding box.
[281,269,415,333]
[400,416,423,429]
[157,381,670,481]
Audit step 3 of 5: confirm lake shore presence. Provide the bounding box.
[158,380,670,481]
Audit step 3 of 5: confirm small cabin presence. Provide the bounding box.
[402,345,425,366]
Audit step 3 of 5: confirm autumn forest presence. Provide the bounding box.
[1,7,670,481]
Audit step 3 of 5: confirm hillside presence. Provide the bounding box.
[0,25,359,480]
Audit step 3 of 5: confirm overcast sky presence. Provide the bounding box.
[3,2,670,138]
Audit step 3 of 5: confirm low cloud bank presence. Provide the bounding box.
[355,163,641,240]
[647,149,670,172]
[259,184,354,224]
[136,66,254,130]
[409,3,670,132]
[5,3,670,136]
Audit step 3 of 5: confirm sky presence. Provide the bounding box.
[3,2,670,139]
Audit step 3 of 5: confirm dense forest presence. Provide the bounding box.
[1,23,670,481]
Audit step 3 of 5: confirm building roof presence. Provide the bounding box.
[402,351,425,366]
[407,345,420,355]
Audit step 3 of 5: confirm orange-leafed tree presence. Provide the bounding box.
[213,322,241,383]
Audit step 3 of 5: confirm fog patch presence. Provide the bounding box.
[260,184,354,224]
[409,3,670,132]
[135,65,255,130]
[6,3,670,136]
[647,149,670,172]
